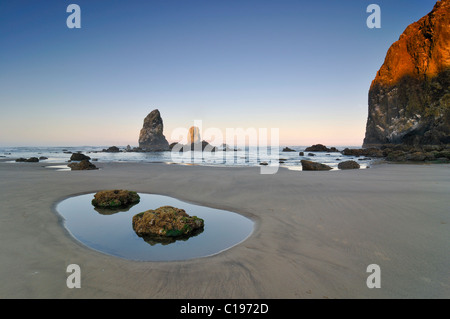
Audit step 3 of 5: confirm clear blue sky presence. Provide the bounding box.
[0,0,439,146]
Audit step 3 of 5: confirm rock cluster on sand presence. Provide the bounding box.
[304,144,339,152]
[341,148,384,157]
[67,159,97,170]
[363,0,450,146]
[301,160,332,171]
[138,109,170,151]
[132,206,204,238]
[338,160,360,170]
[342,145,450,163]
[91,190,140,208]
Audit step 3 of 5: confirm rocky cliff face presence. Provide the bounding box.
[363,0,450,147]
[138,109,170,151]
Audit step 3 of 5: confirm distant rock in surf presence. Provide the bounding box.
[305,144,339,152]
[188,126,201,144]
[102,146,120,153]
[170,126,217,152]
[70,153,91,161]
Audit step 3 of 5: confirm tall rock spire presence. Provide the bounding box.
[138,109,170,151]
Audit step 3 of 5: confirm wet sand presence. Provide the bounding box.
[0,161,448,298]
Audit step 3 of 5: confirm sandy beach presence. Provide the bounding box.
[0,160,448,299]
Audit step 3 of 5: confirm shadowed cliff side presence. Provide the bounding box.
[363,0,450,147]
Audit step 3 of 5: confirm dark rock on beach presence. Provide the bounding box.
[338,160,360,170]
[20,157,37,162]
[16,157,39,162]
[301,160,332,171]
[67,159,97,170]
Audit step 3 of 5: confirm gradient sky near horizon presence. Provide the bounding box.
[0,0,439,147]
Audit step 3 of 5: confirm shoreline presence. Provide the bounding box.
[0,161,448,298]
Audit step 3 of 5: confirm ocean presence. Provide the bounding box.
[0,145,373,170]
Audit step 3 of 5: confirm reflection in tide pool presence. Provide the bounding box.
[56,193,254,261]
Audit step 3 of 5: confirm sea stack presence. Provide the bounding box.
[138,109,170,151]
[363,0,450,147]
[188,126,201,144]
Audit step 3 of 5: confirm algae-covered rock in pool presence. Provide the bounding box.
[132,206,204,238]
[91,190,140,208]
[301,160,332,171]
[338,160,360,170]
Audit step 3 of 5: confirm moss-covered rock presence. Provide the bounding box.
[301,160,332,171]
[68,159,97,170]
[91,190,140,208]
[132,206,204,239]
[338,160,360,169]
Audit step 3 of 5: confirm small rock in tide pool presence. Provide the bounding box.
[132,206,204,239]
[91,190,140,208]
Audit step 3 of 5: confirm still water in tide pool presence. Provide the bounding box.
[56,193,254,261]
